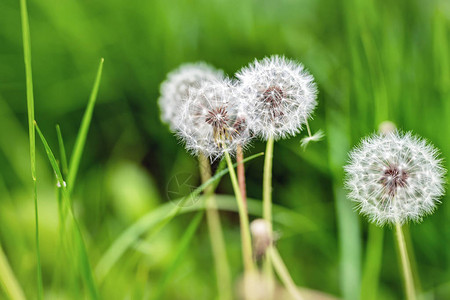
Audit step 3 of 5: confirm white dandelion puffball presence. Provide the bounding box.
[345,132,446,225]
[176,78,251,159]
[158,62,224,130]
[236,55,318,140]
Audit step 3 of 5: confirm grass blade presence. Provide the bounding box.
[360,225,384,300]
[95,193,318,287]
[326,107,361,300]
[67,58,104,195]
[0,244,26,300]
[19,0,43,297]
[35,122,99,299]
[95,152,264,282]
[56,124,69,178]
[152,211,204,300]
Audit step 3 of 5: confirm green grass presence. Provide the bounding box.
[0,244,25,300]
[35,121,99,299]
[2,0,450,299]
[19,0,42,298]
[67,58,104,195]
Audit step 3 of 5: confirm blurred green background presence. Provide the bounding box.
[1,0,450,299]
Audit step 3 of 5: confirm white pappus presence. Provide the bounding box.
[345,131,446,226]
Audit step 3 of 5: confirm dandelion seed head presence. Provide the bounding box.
[176,78,251,159]
[345,131,446,226]
[158,62,224,130]
[236,55,318,140]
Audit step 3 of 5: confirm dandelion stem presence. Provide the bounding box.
[224,151,254,272]
[198,154,232,300]
[236,145,247,212]
[263,137,274,227]
[269,246,303,300]
[395,223,416,300]
[263,136,275,288]
[304,117,312,137]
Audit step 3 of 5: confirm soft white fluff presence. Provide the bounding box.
[175,78,251,159]
[345,131,446,226]
[236,55,318,140]
[158,62,224,130]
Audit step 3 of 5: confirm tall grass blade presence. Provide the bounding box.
[35,122,99,299]
[326,107,361,300]
[67,58,104,195]
[360,225,384,300]
[19,0,43,297]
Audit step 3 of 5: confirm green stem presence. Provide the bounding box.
[263,137,275,289]
[263,137,274,228]
[269,247,303,300]
[236,145,247,212]
[198,154,232,300]
[395,223,416,300]
[0,244,26,300]
[224,151,254,272]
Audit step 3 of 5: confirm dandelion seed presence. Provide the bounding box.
[158,62,224,130]
[236,55,318,140]
[344,131,446,225]
[176,78,251,159]
[300,129,324,150]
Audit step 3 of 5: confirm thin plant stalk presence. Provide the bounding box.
[263,136,275,290]
[236,145,247,211]
[263,137,274,229]
[224,151,255,272]
[19,0,43,297]
[198,154,232,300]
[395,223,416,300]
[269,247,303,300]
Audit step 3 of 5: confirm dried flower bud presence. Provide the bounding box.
[237,271,276,300]
[250,219,272,259]
[345,132,446,225]
[236,55,318,140]
[378,121,397,135]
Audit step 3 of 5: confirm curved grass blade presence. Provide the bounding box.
[67,58,104,195]
[56,124,69,178]
[0,244,26,300]
[95,152,264,282]
[152,211,204,300]
[19,0,42,297]
[95,193,319,286]
[35,122,99,299]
